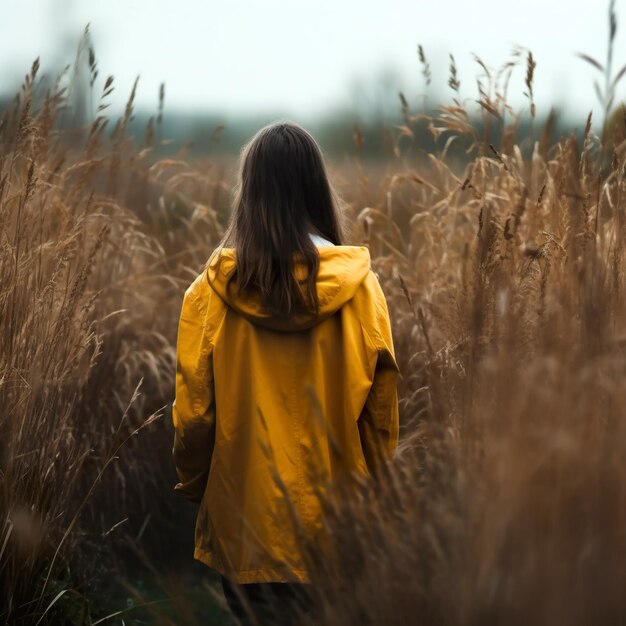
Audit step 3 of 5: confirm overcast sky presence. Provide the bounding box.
[0,0,623,125]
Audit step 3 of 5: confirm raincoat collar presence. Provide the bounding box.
[205,245,371,332]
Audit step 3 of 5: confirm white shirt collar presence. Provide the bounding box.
[308,232,335,247]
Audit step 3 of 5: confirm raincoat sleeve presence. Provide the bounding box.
[358,274,400,476]
[171,286,216,503]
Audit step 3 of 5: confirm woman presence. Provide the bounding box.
[171,121,400,624]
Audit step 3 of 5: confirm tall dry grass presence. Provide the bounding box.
[0,28,231,623]
[291,25,626,626]
[2,10,626,626]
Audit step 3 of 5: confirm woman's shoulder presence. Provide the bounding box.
[181,265,227,330]
[354,266,386,302]
[348,267,393,342]
[186,246,233,301]
[183,268,210,304]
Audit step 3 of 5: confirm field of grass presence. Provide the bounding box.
[2,16,626,626]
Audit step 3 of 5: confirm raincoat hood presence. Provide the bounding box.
[205,245,372,332]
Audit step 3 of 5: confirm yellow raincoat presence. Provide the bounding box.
[171,244,399,583]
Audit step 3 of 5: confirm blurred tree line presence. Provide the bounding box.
[0,83,587,164]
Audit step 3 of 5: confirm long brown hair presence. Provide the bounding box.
[214,121,345,316]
